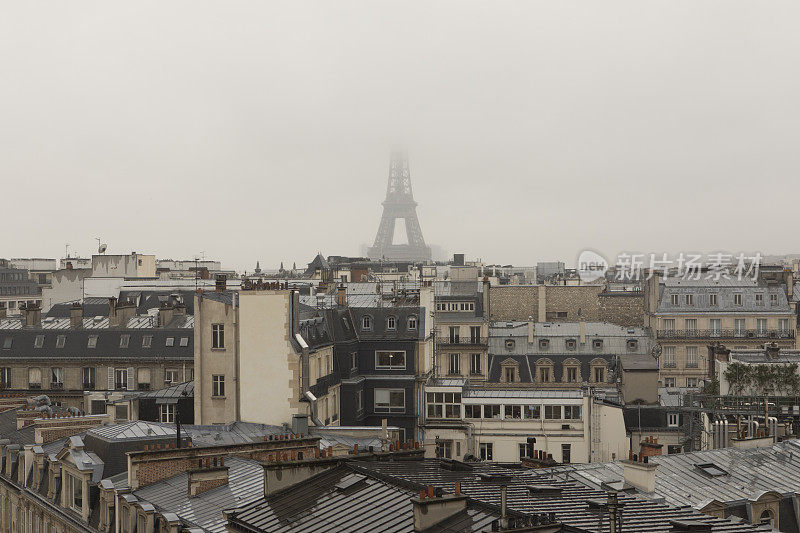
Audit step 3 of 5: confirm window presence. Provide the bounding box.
[686,377,698,388]
[356,390,363,412]
[734,293,743,306]
[501,403,522,420]
[525,405,541,419]
[755,293,764,306]
[566,367,578,382]
[28,368,41,388]
[664,377,676,388]
[663,319,675,332]
[137,368,151,390]
[593,367,605,383]
[470,353,482,375]
[667,413,679,427]
[0,368,10,388]
[470,326,481,343]
[374,389,405,413]
[34,335,44,348]
[375,350,406,370]
[667,445,682,454]
[626,339,638,351]
[179,336,189,347]
[160,404,175,423]
[350,352,358,370]
[115,404,128,421]
[426,392,461,419]
[212,324,225,348]
[544,405,561,419]
[686,346,698,368]
[671,294,679,306]
[779,319,790,333]
[407,315,417,330]
[685,294,694,306]
[519,443,529,461]
[212,375,225,397]
[564,405,581,419]
[565,339,576,350]
[66,474,83,512]
[592,339,603,350]
[757,319,767,334]
[142,335,152,348]
[449,326,460,343]
[709,293,718,306]
[51,368,63,388]
[770,293,778,306]
[465,405,481,418]
[56,335,65,348]
[504,367,516,383]
[448,353,460,375]
[479,442,493,461]
[539,367,551,383]
[165,369,179,385]
[165,337,175,347]
[82,367,95,388]
[436,440,453,459]
[504,339,515,350]
[115,369,128,390]
[361,315,372,331]
[734,319,746,336]
[1,337,10,349]
[537,338,550,351]
[685,319,697,333]
[561,444,571,464]
[87,336,97,348]
[482,405,501,419]
[386,316,396,330]
[663,346,676,367]
[119,335,130,348]
[710,319,721,335]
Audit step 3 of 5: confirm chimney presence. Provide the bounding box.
[482,276,490,319]
[527,316,534,343]
[292,414,309,436]
[187,459,229,497]
[69,303,83,328]
[336,284,347,307]
[215,274,227,293]
[109,298,136,328]
[579,317,586,345]
[766,342,780,359]
[65,261,73,270]
[158,302,175,327]
[411,484,467,532]
[20,303,41,328]
[623,457,657,493]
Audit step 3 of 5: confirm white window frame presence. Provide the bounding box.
[375,350,406,370]
[212,374,225,397]
[160,403,175,423]
[374,388,405,413]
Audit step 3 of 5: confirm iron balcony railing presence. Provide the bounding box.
[436,337,488,346]
[656,329,795,340]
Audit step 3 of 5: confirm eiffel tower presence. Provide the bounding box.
[367,152,431,262]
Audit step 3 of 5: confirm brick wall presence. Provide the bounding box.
[599,292,645,326]
[488,286,538,321]
[488,285,604,322]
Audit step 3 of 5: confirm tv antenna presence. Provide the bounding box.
[96,237,107,254]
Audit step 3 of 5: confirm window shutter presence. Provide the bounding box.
[107,367,114,390]
[137,368,151,385]
[127,367,134,390]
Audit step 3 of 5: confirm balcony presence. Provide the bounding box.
[83,382,95,390]
[437,336,488,346]
[50,382,64,390]
[656,329,795,340]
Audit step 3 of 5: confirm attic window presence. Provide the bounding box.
[695,463,728,477]
[627,339,638,351]
[387,316,397,331]
[342,317,350,331]
[362,315,372,331]
[592,339,603,350]
[505,339,515,350]
[565,339,577,350]
[34,335,45,348]
[166,337,175,347]
[539,339,549,350]
[87,336,98,349]
[56,335,65,348]
[408,315,417,330]
[180,337,189,347]
[2,338,12,349]
[142,335,152,348]
[119,335,130,348]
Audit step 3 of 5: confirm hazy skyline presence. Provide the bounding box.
[3,2,799,272]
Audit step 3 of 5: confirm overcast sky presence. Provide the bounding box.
[2,2,799,272]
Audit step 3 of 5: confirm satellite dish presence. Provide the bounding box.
[98,244,107,254]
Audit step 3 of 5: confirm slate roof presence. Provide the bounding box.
[348,307,425,341]
[227,464,499,533]
[538,440,800,511]
[134,457,264,533]
[490,321,649,338]
[656,278,790,314]
[486,353,617,384]
[0,408,35,445]
[349,459,772,532]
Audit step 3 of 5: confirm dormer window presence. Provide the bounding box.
[56,335,65,348]
[505,339,515,350]
[565,339,577,351]
[407,315,417,330]
[592,339,603,350]
[87,336,98,348]
[166,337,175,347]
[119,335,130,348]
[362,315,372,331]
[627,339,638,351]
[387,316,397,331]
[539,339,549,350]
[34,335,44,348]
[671,294,679,306]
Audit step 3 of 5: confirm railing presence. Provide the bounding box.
[657,329,795,340]
[436,337,488,346]
[50,382,64,390]
[83,382,95,390]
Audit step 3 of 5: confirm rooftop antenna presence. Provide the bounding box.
[65,243,70,259]
[96,237,107,254]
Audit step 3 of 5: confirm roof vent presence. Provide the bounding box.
[476,472,512,483]
[694,463,728,477]
[439,459,474,471]
[526,484,563,496]
[334,474,366,492]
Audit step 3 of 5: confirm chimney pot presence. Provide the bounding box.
[454,481,461,495]
[427,485,434,498]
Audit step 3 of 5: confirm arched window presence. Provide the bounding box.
[759,509,774,526]
[387,315,397,331]
[362,315,372,331]
[407,315,418,330]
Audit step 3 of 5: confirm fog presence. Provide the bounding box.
[2,1,799,271]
